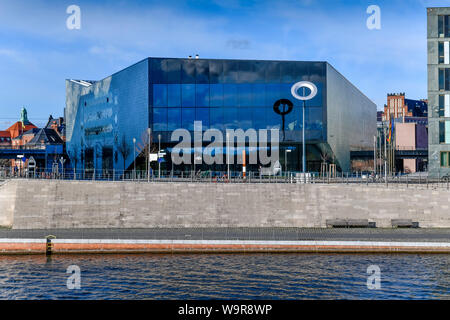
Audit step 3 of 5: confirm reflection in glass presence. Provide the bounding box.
[237,107,252,130]
[223,61,238,83]
[266,107,281,130]
[224,84,238,107]
[153,108,167,131]
[210,84,224,107]
[168,84,181,107]
[223,108,238,129]
[182,84,195,107]
[209,60,223,83]
[265,84,280,107]
[252,84,266,107]
[153,84,167,107]
[181,60,196,83]
[195,108,210,129]
[238,84,252,107]
[167,108,181,130]
[182,108,195,131]
[150,59,165,83]
[196,60,209,83]
[196,84,210,107]
[166,59,181,83]
[210,108,224,131]
[253,107,267,130]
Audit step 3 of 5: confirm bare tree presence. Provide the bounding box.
[116,134,131,172]
[135,130,160,172]
[68,145,79,171]
[320,149,331,165]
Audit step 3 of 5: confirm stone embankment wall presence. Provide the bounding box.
[0,179,449,229]
[0,180,16,228]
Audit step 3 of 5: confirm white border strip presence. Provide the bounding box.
[1,238,450,248]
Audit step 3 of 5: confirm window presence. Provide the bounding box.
[439,68,450,90]
[168,84,181,107]
[441,151,450,167]
[181,60,196,83]
[153,84,167,107]
[167,108,181,131]
[196,60,209,84]
[210,108,224,131]
[182,108,195,131]
[195,108,210,129]
[266,107,281,130]
[439,16,450,38]
[252,108,267,130]
[439,42,445,64]
[153,108,168,131]
[439,95,445,117]
[439,121,450,143]
[223,108,238,129]
[210,84,223,107]
[252,84,266,107]
[196,84,210,107]
[265,84,280,107]
[238,84,252,107]
[181,84,195,107]
[223,84,238,107]
[237,107,252,130]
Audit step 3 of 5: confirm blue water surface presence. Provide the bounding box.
[0,254,449,300]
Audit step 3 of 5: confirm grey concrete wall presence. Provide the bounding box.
[3,180,450,229]
[0,180,16,228]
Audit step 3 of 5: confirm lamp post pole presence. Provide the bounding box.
[384,126,387,184]
[285,149,291,175]
[133,137,136,180]
[226,132,230,179]
[158,134,161,179]
[147,128,151,182]
[302,96,306,173]
[373,135,376,176]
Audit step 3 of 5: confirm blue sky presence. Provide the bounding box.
[0,0,448,128]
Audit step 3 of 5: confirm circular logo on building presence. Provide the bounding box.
[273,99,294,115]
[291,81,318,101]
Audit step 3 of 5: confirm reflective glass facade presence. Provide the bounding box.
[150,59,325,145]
[66,57,376,173]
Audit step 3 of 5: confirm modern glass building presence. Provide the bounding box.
[65,57,376,174]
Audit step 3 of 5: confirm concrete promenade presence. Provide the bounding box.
[1,228,450,254]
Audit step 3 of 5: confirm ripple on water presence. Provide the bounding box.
[0,254,449,299]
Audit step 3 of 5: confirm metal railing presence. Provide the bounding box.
[1,167,450,189]
[0,144,47,150]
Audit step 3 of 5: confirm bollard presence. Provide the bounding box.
[45,235,56,256]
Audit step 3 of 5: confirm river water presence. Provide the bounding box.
[0,254,449,300]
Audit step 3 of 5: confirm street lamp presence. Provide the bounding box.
[285,149,291,175]
[291,81,318,174]
[133,137,136,180]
